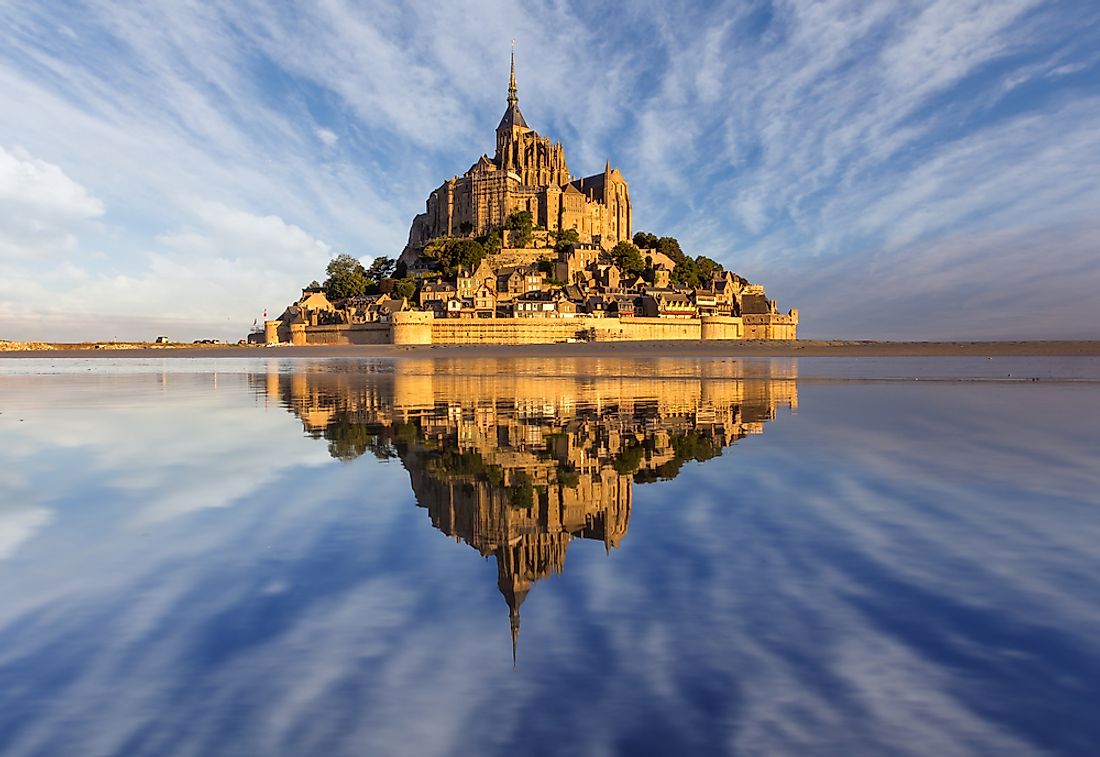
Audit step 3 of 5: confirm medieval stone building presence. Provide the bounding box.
[401,48,632,262]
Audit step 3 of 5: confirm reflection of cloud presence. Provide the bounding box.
[0,369,333,529]
[1,364,1098,754]
[0,505,52,560]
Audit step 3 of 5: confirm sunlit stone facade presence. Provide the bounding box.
[401,49,632,261]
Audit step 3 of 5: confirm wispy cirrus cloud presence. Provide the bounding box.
[1,0,1098,339]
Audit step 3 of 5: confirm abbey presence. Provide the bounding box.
[401,49,632,260]
[260,49,799,346]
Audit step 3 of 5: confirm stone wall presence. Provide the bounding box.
[431,317,589,344]
[589,317,701,342]
[294,323,392,345]
[742,311,799,340]
[270,312,788,346]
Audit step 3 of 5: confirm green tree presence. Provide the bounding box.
[366,256,397,282]
[477,229,502,257]
[642,236,705,287]
[484,465,504,487]
[554,227,580,253]
[694,255,723,284]
[633,231,659,249]
[672,257,700,288]
[556,465,581,488]
[393,278,417,300]
[508,471,535,509]
[611,443,645,475]
[424,237,487,277]
[609,240,646,276]
[324,254,369,300]
[505,210,534,247]
[656,236,686,263]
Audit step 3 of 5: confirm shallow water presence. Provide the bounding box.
[1,357,1098,756]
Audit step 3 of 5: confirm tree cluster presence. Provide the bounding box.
[609,240,646,277]
[505,210,534,248]
[632,232,725,288]
[323,254,370,300]
[553,227,580,253]
[422,237,487,277]
[321,253,418,302]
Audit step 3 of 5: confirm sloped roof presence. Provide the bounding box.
[422,280,456,293]
[741,293,772,314]
[497,102,528,131]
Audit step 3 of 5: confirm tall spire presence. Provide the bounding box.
[510,605,520,670]
[508,39,518,106]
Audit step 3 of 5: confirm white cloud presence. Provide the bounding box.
[0,202,335,341]
[0,144,104,259]
[0,0,1098,338]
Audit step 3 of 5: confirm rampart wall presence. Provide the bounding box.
[268,312,793,346]
[743,310,799,340]
[291,322,391,345]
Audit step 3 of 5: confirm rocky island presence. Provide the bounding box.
[262,50,796,347]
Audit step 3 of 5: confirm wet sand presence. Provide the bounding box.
[2,340,1099,359]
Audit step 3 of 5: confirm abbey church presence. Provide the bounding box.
[401,49,632,259]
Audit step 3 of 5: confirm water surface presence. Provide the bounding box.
[1,357,1098,756]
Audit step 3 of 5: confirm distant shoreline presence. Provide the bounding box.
[2,340,1100,359]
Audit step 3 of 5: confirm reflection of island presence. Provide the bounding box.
[260,359,797,664]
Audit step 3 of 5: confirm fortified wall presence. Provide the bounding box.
[265,311,799,346]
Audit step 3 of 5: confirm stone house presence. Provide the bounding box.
[473,285,497,317]
[457,259,496,299]
[639,291,696,318]
[497,266,545,299]
[514,291,557,317]
[420,279,457,307]
[554,294,580,317]
[611,295,638,317]
[692,290,720,316]
[651,264,671,289]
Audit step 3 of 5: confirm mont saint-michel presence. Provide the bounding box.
[261,53,797,348]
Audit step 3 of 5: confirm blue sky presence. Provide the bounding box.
[1,0,1099,340]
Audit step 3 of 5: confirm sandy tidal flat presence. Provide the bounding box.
[1,339,1099,359]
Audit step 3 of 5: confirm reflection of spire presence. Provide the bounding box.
[510,605,520,670]
[508,39,518,106]
[498,550,529,670]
